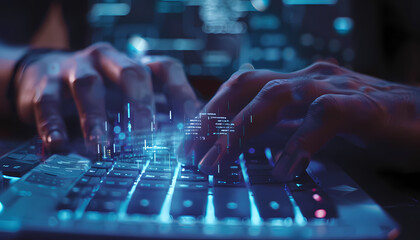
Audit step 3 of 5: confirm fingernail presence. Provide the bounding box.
[198,145,220,174]
[89,125,103,143]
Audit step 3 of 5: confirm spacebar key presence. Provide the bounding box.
[213,187,250,219]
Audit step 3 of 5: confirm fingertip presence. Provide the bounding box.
[272,151,311,182]
[45,130,68,152]
[198,145,220,174]
[272,154,294,182]
[85,125,104,153]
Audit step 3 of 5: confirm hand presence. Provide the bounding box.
[17,43,200,152]
[182,61,420,181]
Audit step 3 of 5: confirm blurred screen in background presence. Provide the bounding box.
[87,0,420,98]
[89,0,353,80]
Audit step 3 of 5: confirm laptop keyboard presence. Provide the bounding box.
[48,131,337,223]
[0,132,337,225]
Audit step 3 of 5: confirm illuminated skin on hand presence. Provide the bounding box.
[17,43,200,153]
[182,61,420,181]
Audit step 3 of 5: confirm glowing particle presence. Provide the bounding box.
[270,201,279,210]
[140,199,150,207]
[312,193,322,202]
[118,133,126,140]
[314,209,327,218]
[226,202,238,210]
[248,148,256,154]
[113,126,121,134]
[183,200,193,208]
[333,17,353,35]
[177,123,184,130]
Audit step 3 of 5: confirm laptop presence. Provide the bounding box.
[0,107,399,239]
[0,1,400,239]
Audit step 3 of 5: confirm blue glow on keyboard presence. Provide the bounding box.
[285,185,307,226]
[113,126,121,134]
[158,162,181,223]
[204,175,216,224]
[118,160,150,217]
[283,0,337,4]
[0,201,3,214]
[264,147,275,167]
[127,103,131,119]
[239,154,262,225]
[2,175,20,183]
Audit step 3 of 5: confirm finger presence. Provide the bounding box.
[198,79,303,174]
[33,77,68,151]
[273,94,371,181]
[67,58,107,152]
[87,43,154,129]
[141,56,200,121]
[181,70,293,163]
[182,62,348,163]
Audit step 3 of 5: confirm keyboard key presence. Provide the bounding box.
[141,173,172,181]
[127,189,168,215]
[92,161,113,170]
[249,175,280,185]
[86,198,122,212]
[178,173,208,182]
[287,173,317,192]
[25,172,67,187]
[175,182,208,191]
[57,197,81,211]
[102,177,135,189]
[137,180,170,190]
[77,176,91,185]
[108,169,139,178]
[95,187,129,199]
[180,167,200,174]
[146,166,174,173]
[148,160,176,166]
[1,161,34,177]
[251,185,294,219]
[67,186,94,198]
[170,187,207,218]
[213,187,250,219]
[84,168,107,178]
[113,163,143,172]
[214,179,245,187]
[290,189,338,219]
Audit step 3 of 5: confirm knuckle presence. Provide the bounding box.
[121,62,149,77]
[258,79,292,100]
[308,61,343,75]
[223,70,257,89]
[309,94,341,118]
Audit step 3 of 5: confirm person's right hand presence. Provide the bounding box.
[16,43,200,152]
[181,61,420,181]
